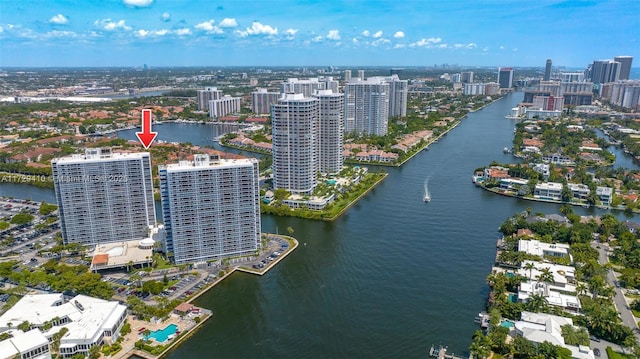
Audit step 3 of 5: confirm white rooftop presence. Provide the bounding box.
[53,149,149,164]
[0,294,126,345]
[518,239,570,258]
[163,156,257,172]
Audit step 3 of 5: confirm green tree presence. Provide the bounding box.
[525,293,548,313]
[10,212,34,225]
[561,324,590,346]
[524,262,536,280]
[536,267,555,284]
[39,201,58,215]
[89,345,101,359]
[469,330,491,359]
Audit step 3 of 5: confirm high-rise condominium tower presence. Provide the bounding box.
[197,86,222,111]
[614,56,633,81]
[344,70,352,82]
[544,59,552,81]
[498,67,514,88]
[52,148,156,246]
[271,94,318,195]
[159,155,261,264]
[344,78,390,135]
[315,89,344,174]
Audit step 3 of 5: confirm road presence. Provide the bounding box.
[592,241,640,345]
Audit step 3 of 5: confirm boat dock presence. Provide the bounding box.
[428,345,470,359]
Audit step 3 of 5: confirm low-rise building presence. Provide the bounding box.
[0,329,51,359]
[567,183,590,201]
[596,186,613,206]
[518,239,571,260]
[514,311,595,359]
[533,182,563,201]
[0,294,127,359]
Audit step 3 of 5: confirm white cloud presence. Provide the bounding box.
[371,38,390,46]
[284,28,298,40]
[466,42,477,49]
[499,45,504,50]
[161,12,170,22]
[49,14,69,25]
[394,44,405,49]
[327,29,340,40]
[219,18,238,28]
[372,30,383,38]
[237,22,278,37]
[393,31,404,39]
[123,0,153,7]
[513,47,518,52]
[454,43,464,48]
[136,29,169,38]
[352,37,358,44]
[195,20,223,34]
[361,30,370,37]
[438,43,448,49]
[409,37,442,47]
[45,30,77,38]
[312,35,323,42]
[174,28,191,36]
[482,47,489,52]
[0,26,4,33]
[95,19,132,31]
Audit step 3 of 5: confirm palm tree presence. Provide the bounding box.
[576,283,587,296]
[588,276,606,300]
[536,267,555,285]
[525,293,548,313]
[524,262,536,280]
[469,330,491,359]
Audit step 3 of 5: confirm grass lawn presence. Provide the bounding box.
[606,347,635,359]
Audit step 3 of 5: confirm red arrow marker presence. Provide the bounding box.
[136,109,158,149]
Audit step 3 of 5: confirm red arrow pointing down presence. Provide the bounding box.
[136,109,158,149]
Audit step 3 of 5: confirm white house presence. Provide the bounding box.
[518,239,571,261]
[514,311,595,359]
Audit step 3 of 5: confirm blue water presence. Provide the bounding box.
[500,320,515,328]
[146,324,178,343]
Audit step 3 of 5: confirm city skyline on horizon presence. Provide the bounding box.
[1,0,638,68]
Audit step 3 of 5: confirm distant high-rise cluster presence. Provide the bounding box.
[197,86,222,111]
[584,56,638,110]
[198,86,241,118]
[270,70,407,197]
[585,56,633,83]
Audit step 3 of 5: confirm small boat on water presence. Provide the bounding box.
[423,179,431,202]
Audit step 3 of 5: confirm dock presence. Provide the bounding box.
[428,345,470,359]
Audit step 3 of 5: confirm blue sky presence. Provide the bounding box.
[1,0,638,68]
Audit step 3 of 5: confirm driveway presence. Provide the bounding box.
[592,241,640,344]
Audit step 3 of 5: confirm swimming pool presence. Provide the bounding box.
[508,293,518,303]
[145,324,178,343]
[500,320,515,328]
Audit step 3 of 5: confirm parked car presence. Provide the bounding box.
[593,348,601,357]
